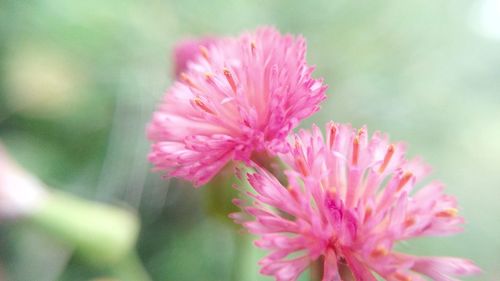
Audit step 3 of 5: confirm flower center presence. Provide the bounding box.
[324,193,358,249]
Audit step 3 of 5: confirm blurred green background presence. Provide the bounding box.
[0,0,499,280]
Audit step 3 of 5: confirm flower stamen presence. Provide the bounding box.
[393,272,412,281]
[199,45,210,62]
[204,71,214,81]
[329,123,337,149]
[370,246,388,258]
[250,41,256,55]
[397,172,413,191]
[295,157,308,176]
[223,68,237,93]
[193,97,215,115]
[379,144,395,173]
[404,217,416,228]
[435,208,458,218]
[180,73,200,90]
[352,129,365,165]
[352,136,359,165]
[364,207,373,222]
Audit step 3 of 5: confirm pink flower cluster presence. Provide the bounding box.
[147,27,480,280]
[231,123,479,280]
[148,27,326,186]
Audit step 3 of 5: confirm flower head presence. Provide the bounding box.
[232,123,480,281]
[148,27,327,186]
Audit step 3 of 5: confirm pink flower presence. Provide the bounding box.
[148,27,327,186]
[232,123,480,281]
[0,144,47,220]
[173,37,216,77]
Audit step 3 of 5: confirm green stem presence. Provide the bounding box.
[251,151,287,184]
[310,258,323,281]
[310,259,356,281]
[28,191,140,267]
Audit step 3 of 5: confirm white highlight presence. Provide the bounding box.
[473,0,500,40]
[0,145,47,220]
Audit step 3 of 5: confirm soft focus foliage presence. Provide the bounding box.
[0,0,499,280]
